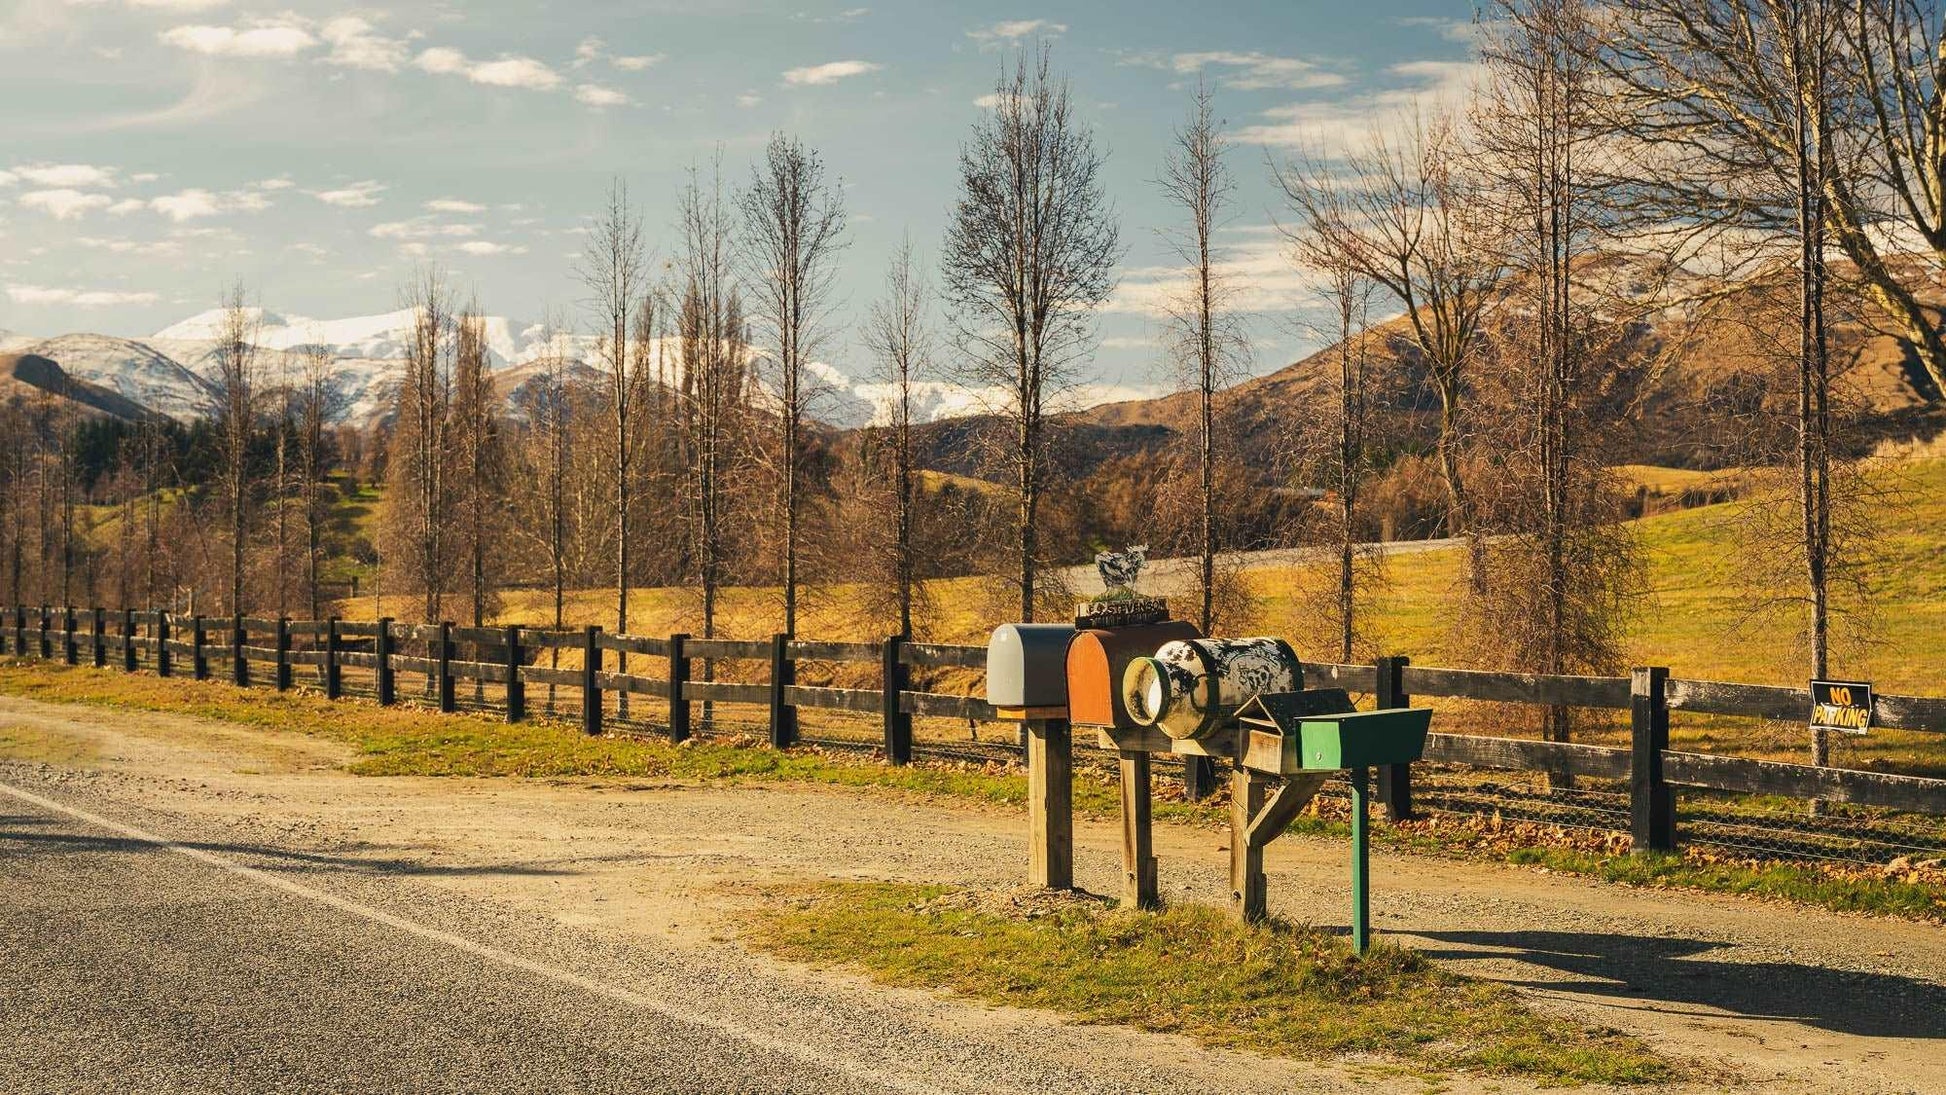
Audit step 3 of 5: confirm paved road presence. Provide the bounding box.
[0,783,942,1095]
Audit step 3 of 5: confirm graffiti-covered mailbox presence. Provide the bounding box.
[1122,637,1302,741]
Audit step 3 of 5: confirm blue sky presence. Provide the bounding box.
[0,0,1479,394]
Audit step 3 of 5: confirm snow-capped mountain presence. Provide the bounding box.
[154,308,556,369]
[25,334,217,423]
[12,306,1152,431]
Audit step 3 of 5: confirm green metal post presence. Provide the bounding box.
[1350,764,1371,956]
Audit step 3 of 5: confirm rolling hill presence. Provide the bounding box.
[0,352,156,421]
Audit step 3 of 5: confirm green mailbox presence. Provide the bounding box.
[1233,688,1431,955]
[1239,691,1431,776]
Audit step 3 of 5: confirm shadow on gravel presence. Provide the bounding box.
[1414,929,1945,1039]
[0,827,588,878]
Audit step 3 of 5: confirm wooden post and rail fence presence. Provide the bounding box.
[6,603,1946,878]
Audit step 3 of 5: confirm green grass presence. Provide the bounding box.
[1504,846,1946,921]
[744,881,1675,1085]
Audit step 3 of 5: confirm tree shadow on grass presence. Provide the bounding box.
[1412,928,1946,1039]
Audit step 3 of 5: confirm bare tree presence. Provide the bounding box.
[1275,112,1507,590]
[580,179,654,714]
[740,132,849,635]
[209,283,260,614]
[943,45,1121,622]
[295,340,346,619]
[388,267,455,625]
[1158,79,1245,634]
[507,319,577,714]
[1601,0,1946,401]
[1602,0,1856,772]
[677,158,747,645]
[864,237,933,638]
[1472,0,1643,777]
[451,305,504,636]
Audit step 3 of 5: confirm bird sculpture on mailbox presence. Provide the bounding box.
[1094,544,1148,595]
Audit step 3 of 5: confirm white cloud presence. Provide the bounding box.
[456,240,527,256]
[320,16,411,72]
[782,59,880,86]
[150,188,222,221]
[128,0,231,10]
[1107,227,1324,318]
[574,35,658,71]
[105,198,149,215]
[311,180,386,207]
[414,46,468,75]
[0,170,14,188]
[1166,51,1343,91]
[575,83,629,107]
[736,91,762,108]
[18,189,112,220]
[967,19,1065,46]
[424,198,485,213]
[470,56,560,89]
[255,176,294,190]
[12,163,118,188]
[417,47,560,90]
[159,19,316,58]
[7,284,160,307]
[370,219,480,240]
[76,236,184,257]
[1237,59,1483,151]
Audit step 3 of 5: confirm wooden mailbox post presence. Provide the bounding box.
[987,623,1077,891]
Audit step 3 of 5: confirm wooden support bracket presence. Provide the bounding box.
[1230,769,1328,923]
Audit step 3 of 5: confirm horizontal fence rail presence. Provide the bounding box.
[4,604,1944,866]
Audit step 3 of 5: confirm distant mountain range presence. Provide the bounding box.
[1,307,1153,431]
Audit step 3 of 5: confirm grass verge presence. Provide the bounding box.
[2,659,1939,922]
[744,881,1675,1085]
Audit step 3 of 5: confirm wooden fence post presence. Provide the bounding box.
[375,617,395,705]
[1119,749,1158,909]
[232,613,248,687]
[323,618,342,704]
[275,618,292,691]
[37,605,51,659]
[1182,755,1216,802]
[1026,717,1074,890]
[11,605,24,656]
[191,615,208,680]
[769,632,796,749]
[155,612,172,678]
[667,633,691,743]
[437,622,455,713]
[122,609,137,672]
[90,608,105,668]
[504,625,525,724]
[882,635,912,764]
[581,625,602,736]
[1375,655,1414,822]
[62,606,76,665]
[1631,666,1675,853]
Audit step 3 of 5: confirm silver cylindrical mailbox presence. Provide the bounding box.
[1123,637,1302,740]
